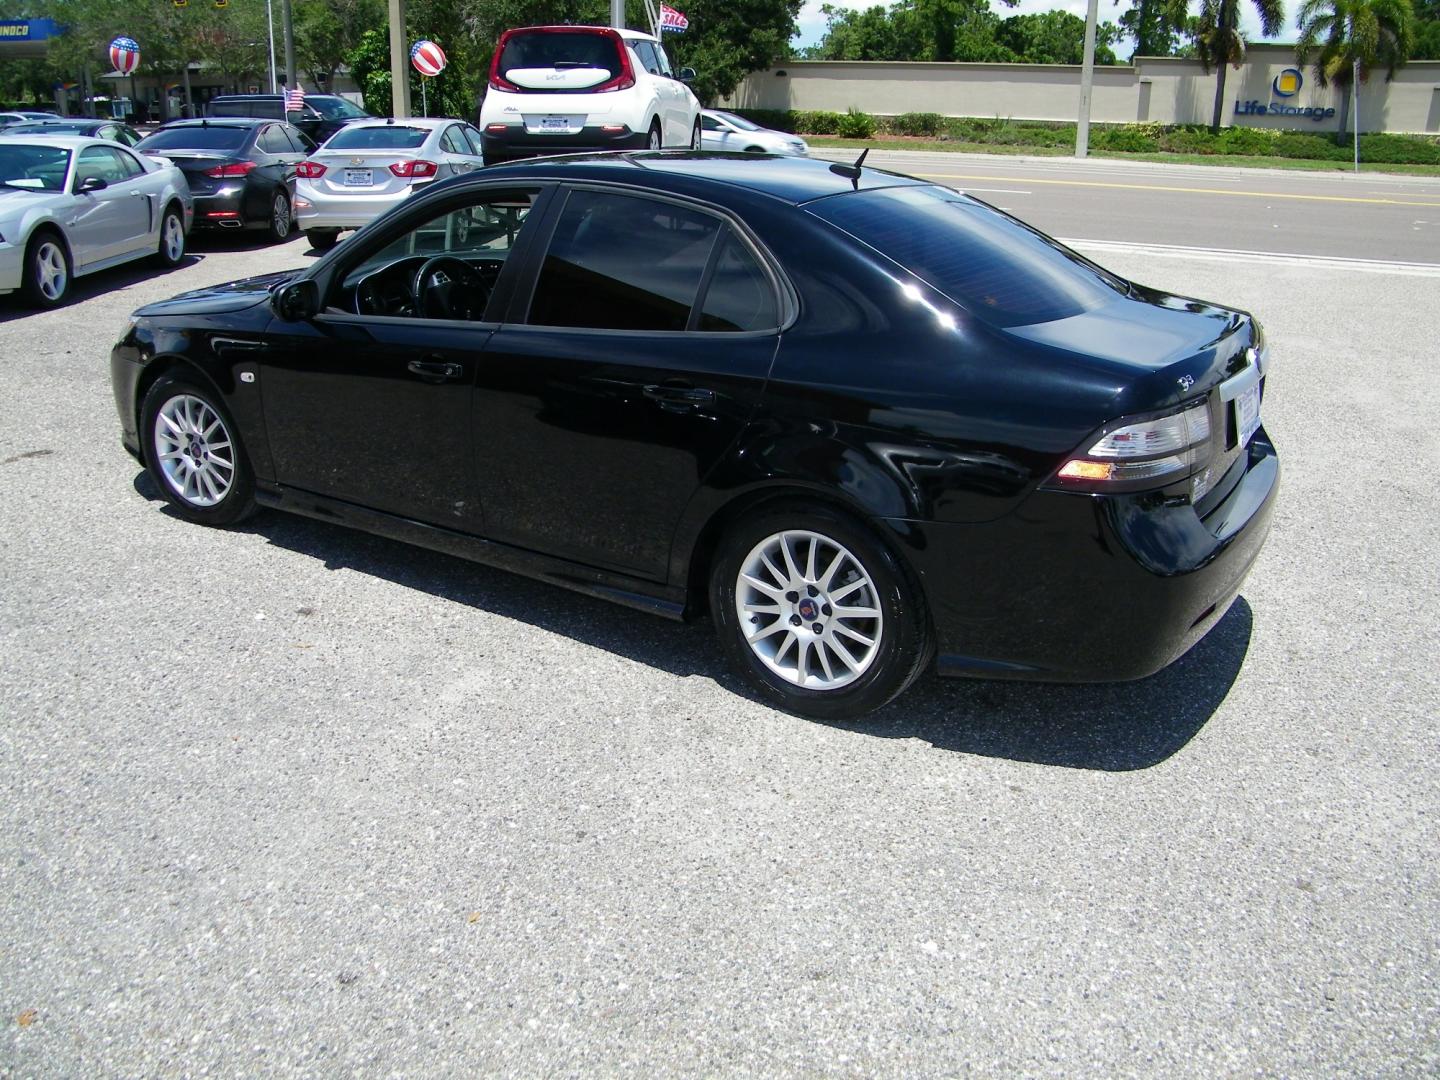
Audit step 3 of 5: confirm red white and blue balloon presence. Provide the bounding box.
[109,36,141,76]
[410,40,447,77]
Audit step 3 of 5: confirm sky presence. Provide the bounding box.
[789,0,1291,55]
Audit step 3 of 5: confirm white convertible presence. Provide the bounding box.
[0,135,194,308]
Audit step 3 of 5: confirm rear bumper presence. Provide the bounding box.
[479,125,647,162]
[888,430,1280,682]
[294,184,422,230]
[191,188,258,229]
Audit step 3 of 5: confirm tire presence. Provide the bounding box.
[154,204,186,267]
[647,121,662,151]
[690,120,702,150]
[306,229,339,252]
[709,503,932,719]
[266,190,292,243]
[141,374,257,526]
[21,230,71,308]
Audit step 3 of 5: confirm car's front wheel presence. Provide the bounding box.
[21,231,71,308]
[710,503,932,719]
[141,375,257,526]
[266,191,292,243]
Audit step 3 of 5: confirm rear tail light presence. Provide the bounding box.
[1052,402,1214,493]
[295,160,327,178]
[388,159,437,178]
[485,123,508,133]
[204,160,257,178]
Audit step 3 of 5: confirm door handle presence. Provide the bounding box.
[407,358,464,381]
[643,383,715,411]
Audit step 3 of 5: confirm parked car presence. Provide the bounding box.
[478,25,700,165]
[294,117,488,252]
[204,94,372,146]
[700,110,808,156]
[0,119,144,146]
[136,119,313,242]
[0,136,191,307]
[0,111,59,127]
[110,152,1277,718]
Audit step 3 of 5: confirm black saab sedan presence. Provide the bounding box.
[109,152,1278,719]
[134,119,315,242]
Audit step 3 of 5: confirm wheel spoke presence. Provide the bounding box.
[827,634,861,673]
[833,623,876,648]
[773,629,797,663]
[834,604,881,621]
[759,550,786,587]
[796,638,811,682]
[742,599,781,615]
[830,577,868,603]
[780,534,802,581]
[818,549,845,590]
[814,639,835,681]
[741,574,785,600]
[747,619,789,643]
[804,536,818,581]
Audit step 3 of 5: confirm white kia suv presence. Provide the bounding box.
[478,25,701,165]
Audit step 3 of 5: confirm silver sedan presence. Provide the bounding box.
[294,118,487,251]
[0,136,193,308]
[699,110,809,156]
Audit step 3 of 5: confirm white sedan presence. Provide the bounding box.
[294,117,487,251]
[0,136,193,308]
[699,111,809,156]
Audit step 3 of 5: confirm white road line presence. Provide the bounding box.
[1059,237,1440,277]
[958,187,1032,195]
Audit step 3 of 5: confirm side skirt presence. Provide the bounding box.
[255,483,689,622]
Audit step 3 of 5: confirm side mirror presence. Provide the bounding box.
[76,175,108,194]
[271,278,320,322]
[678,67,697,83]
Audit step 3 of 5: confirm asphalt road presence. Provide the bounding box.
[815,149,1440,265]
[2,178,1438,1076]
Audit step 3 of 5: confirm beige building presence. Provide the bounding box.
[722,44,1440,134]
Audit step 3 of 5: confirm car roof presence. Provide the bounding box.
[0,135,130,151]
[476,150,933,206]
[157,118,267,129]
[333,117,453,130]
[506,23,658,42]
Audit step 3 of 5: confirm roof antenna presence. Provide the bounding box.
[827,145,870,189]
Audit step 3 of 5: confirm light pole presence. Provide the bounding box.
[1075,0,1099,157]
[388,0,410,118]
[266,0,277,93]
[281,0,296,89]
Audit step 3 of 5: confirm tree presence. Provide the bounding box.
[663,0,806,104]
[1194,0,1286,132]
[1406,0,1439,55]
[295,0,384,91]
[996,10,1123,64]
[802,0,1027,62]
[1116,0,1197,57]
[1295,0,1415,142]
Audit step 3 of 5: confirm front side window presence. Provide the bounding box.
[307,97,369,121]
[336,188,541,320]
[74,146,131,186]
[528,190,722,332]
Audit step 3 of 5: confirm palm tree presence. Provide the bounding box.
[1196,0,1287,132]
[1296,0,1417,144]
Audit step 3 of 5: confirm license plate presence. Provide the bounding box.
[343,168,371,186]
[539,117,570,132]
[1236,381,1261,446]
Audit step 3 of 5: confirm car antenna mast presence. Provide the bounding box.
[828,146,870,188]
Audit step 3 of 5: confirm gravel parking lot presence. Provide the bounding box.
[2,215,1437,1075]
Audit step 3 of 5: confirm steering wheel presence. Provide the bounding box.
[412,256,490,320]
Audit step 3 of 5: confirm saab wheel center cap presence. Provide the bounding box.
[798,598,819,621]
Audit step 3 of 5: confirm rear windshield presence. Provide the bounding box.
[499,30,621,80]
[209,99,282,119]
[808,185,1125,327]
[325,125,427,150]
[308,97,369,120]
[0,144,70,191]
[137,126,250,151]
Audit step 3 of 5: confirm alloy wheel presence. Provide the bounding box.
[735,529,884,691]
[163,213,185,262]
[272,194,291,238]
[154,394,235,507]
[34,241,67,301]
[648,126,662,151]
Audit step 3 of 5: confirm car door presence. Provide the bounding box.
[257,184,550,529]
[437,124,482,179]
[67,145,150,265]
[649,41,690,144]
[700,113,732,151]
[475,186,784,581]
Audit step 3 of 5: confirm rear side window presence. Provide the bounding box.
[326,125,428,150]
[529,191,721,332]
[257,125,292,154]
[700,232,778,332]
[499,31,622,86]
[809,185,1125,327]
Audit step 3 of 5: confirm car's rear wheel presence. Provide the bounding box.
[307,229,339,252]
[154,205,186,267]
[690,120,702,150]
[647,121,662,151]
[141,375,256,526]
[266,190,292,243]
[710,503,932,719]
[21,231,70,308]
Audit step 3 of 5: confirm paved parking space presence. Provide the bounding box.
[2,212,1437,1075]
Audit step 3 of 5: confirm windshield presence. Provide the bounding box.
[713,111,761,131]
[809,185,1126,328]
[137,126,250,151]
[0,144,70,190]
[325,125,427,150]
[308,97,369,121]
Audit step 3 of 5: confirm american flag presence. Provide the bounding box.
[285,84,305,110]
[659,4,688,32]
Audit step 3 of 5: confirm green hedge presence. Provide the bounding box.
[725,108,1440,166]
